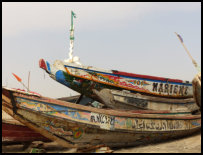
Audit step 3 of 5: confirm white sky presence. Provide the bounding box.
[2,2,201,98]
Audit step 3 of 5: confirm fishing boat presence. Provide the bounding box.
[93,88,199,112]
[38,11,197,112]
[58,95,104,108]
[192,72,201,108]
[39,58,193,100]
[174,33,201,109]
[39,58,197,112]
[2,110,51,145]
[39,58,199,112]
[2,87,201,148]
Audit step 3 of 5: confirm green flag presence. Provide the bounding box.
[72,11,76,18]
[70,11,76,30]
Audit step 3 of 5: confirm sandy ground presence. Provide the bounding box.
[2,131,201,153]
[114,131,201,153]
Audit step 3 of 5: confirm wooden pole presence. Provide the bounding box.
[175,32,201,73]
[28,71,30,91]
[12,73,30,92]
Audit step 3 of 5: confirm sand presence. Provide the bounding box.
[2,131,201,153]
[114,131,201,153]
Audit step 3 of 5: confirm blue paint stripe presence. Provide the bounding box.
[46,61,51,73]
[64,65,192,86]
[17,96,89,121]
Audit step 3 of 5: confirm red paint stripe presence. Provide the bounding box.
[112,71,183,83]
[2,123,34,131]
[39,59,47,71]
[2,123,50,142]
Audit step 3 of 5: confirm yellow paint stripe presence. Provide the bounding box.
[64,66,190,98]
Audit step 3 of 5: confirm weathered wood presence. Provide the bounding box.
[2,87,201,148]
[192,73,201,108]
[2,109,51,144]
[93,88,199,112]
[39,59,194,99]
[2,110,24,125]
[2,105,78,148]
[5,88,200,119]
[38,58,198,113]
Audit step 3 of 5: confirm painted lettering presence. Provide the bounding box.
[173,85,178,94]
[184,86,188,95]
[132,119,185,131]
[90,113,115,126]
[164,84,169,93]
[170,84,173,94]
[158,83,163,93]
[153,83,158,92]
[179,85,184,95]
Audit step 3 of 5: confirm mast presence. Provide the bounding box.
[69,11,76,62]
[175,32,201,73]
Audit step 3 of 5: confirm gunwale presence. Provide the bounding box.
[2,87,200,120]
[63,64,193,98]
[2,87,201,148]
[63,64,190,85]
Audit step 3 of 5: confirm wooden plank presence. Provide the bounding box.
[192,73,201,108]
[2,87,201,148]
[2,105,78,148]
[9,92,201,120]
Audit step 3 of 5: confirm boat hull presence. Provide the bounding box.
[39,59,193,99]
[2,111,51,144]
[2,122,51,144]
[93,89,199,112]
[2,87,201,148]
[192,73,201,108]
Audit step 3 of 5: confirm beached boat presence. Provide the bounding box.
[2,87,201,148]
[93,88,199,112]
[58,95,104,108]
[39,59,193,99]
[2,110,51,144]
[38,11,196,111]
[192,73,201,108]
[39,59,197,112]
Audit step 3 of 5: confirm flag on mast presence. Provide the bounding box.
[72,11,76,18]
[12,73,22,82]
[12,73,30,91]
[175,33,183,43]
[175,32,201,73]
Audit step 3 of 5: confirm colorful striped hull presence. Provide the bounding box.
[39,59,193,99]
[2,87,201,148]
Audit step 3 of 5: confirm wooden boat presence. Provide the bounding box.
[58,95,95,106]
[58,95,104,108]
[192,72,201,108]
[39,59,193,99]
[93,88,199,112]
[2,87,201,148]
[38,12,196,112]
[2,110,51,144]
[39,59,197,111]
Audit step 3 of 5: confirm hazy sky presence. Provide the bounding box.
[2,2,201,98]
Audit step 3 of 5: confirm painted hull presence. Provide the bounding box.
[93,89,199,112]
[2,110,51,144]
[192,73,201,108]
[2,87,201,148]
[39,59,193,99]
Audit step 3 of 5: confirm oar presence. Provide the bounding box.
[12,73,30,92]
[175,32,201,73]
